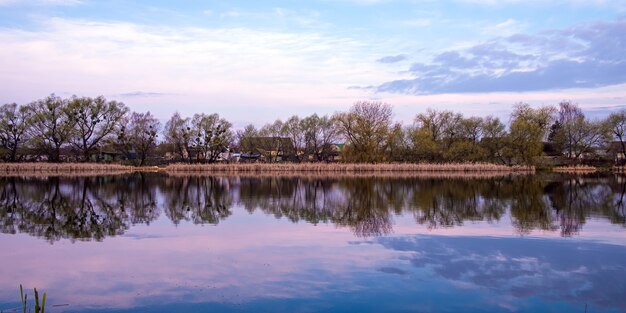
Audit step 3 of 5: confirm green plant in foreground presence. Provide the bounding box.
[18,285,46,313]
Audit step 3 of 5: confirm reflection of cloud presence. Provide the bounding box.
[377,267,407,275]
[377,235,626,311]
[377,20,626,94]
[0,220,391,310]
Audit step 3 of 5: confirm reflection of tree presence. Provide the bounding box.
[0,177,128,242]
[237,177,395,237]
[608,177,626,225]
[334,178,395,237]
[509,177,557,235]
[548,178,609,236]
[408,179,506,228]
[108,174,159,225]
[2,173,626,242]
[546,175,626,235]
[0,175,160,243]
[161,176,233,225]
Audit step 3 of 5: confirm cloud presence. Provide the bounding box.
[0,17,394,118]
[376,20,626,94]
[0,0,82,6]
[376,54,407,63]
[117,91,170,98]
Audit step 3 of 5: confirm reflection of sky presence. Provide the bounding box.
[1,206,626,312]
[376,235,626,313]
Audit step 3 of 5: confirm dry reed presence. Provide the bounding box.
[165,162,534,174]
[166,171,531,179]
[552,165,597,173]
[0,163,135,176]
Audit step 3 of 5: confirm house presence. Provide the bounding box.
[240,137,295,162]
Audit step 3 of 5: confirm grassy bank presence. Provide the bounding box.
[0,163,135,176]
[165,162,535,173]
[166,171,532,179]
[552,165,598,173]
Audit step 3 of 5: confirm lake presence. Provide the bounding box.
[1,173,625,312]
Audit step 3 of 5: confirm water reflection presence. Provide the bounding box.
[377,235,626,311]
[1,174,626,242]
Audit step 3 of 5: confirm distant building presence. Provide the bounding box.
[240,137,295,162]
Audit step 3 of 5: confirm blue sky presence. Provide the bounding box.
[0,0,625,126]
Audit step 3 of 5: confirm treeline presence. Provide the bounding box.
[2,94,626,165]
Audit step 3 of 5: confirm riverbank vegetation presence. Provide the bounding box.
[2,94,626,168]
[552,165,598,173]
[164,162,534,173]
[0,162,134,176]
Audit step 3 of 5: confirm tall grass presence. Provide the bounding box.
[0,163,135,176]
[553,165,597,173]
[165,162,534,173]
[166,171,531,179]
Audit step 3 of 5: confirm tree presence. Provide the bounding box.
[0,103,32,162]
[259,119,284,137]
[386,123,409,162]
[552,101,606,161]
[301,114,340,161]
[508,103,556,165]
[334,101,393,163]
[413,109,462,160]
[237,124,258,153]
[282,115,304,159]
[164,112,192,162]
[446,117,486,162]
[191,113,233,163]
[67,96,128,161]
[415,109,462,142]
[480,116,508,164]
[258,119,287,162]
[408,127,439,161]
[115,112,161,166]
[26,94,74,162]
[607,110,626,162]
[510,103,555,139]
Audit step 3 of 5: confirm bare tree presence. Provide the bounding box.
[554,101,606,161]
[282,115,304,159]
[301,114,340,161]
[334,101,393,163]
[607,110,626,162]
[0,103,32,162]
[67,96,128,161]
[26,94,74,162]
[191,113,233,163]
[236,124,258,153]
[115,112,161,166]
[164,112,192,162]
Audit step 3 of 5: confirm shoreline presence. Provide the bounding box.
[163,162,535,173]
[2,162,622,177]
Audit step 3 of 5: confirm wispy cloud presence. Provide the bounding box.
[0,0,82,6]
[376,54,407,63]
[117,91,171,98]
[0,17,394,119]
[377,20,626,94]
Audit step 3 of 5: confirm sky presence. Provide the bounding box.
[0,0,625,128]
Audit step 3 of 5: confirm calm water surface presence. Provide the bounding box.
[1,173,625,312]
